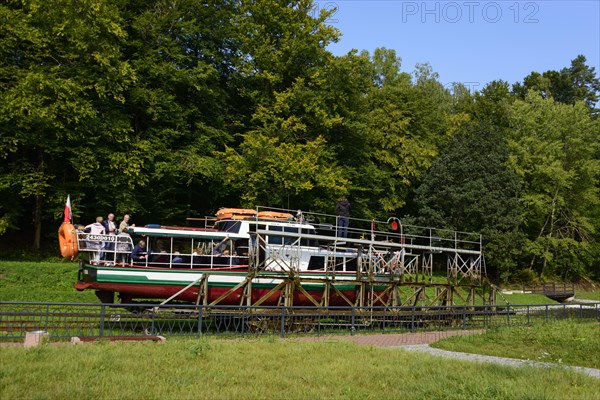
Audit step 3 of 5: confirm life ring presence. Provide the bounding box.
[257,211,294,221]
[215,208,257,220]
[58,223,79,259]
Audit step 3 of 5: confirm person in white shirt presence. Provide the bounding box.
[85,216,105,235]
[84,217,105,261]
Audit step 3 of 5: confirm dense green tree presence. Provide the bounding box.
[471,81,514,126]
[355,55,452,217]
[370,47,402,88]
[222,0,351,212]
[223,135,348,209]
[119,0,240,221]
[513,55,600,109]
[507,92,600,279]
[415,120,522,280]
[0,0,135,246]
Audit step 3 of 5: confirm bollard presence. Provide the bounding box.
[24,331,49,348]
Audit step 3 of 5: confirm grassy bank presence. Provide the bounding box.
[1,338,599,399]
[498,292,559,305]
[577,290,600,301]
[433,319,600,369]
[0,261,96,303]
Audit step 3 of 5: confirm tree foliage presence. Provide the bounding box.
[0,0,135,245]
[513,55,600,109]
[415,120,522,279]
[223,134,347,209]
[507,93,600,279]
[1,0,598,281]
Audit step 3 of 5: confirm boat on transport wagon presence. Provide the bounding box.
[61,206,487,307]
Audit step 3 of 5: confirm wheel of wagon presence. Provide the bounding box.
[246,316,278,333]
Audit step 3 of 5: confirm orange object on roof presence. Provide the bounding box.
[215,208,258,220]
[257,211,294,221]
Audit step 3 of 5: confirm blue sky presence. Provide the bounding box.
[324,1,600,91]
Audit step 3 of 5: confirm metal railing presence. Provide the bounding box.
[1,302,598,341]
[256,206,483,255]
[76,232,133,264]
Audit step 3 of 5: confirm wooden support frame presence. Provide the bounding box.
[208,276,253,306]
[329,282,356,307]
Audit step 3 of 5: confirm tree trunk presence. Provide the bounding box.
[33,194,42,250]
[540,188,559,277]
[33,148,45,250]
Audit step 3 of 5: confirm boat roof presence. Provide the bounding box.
[242,219,315,229]
[129,226,247,240]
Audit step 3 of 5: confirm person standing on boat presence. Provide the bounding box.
[101,213,117,261]
[119,214,135,233]
[335,196,351,238]
[84,216,105,261]
[85,216,105,235]
[117,214,134,264]
[102,213,117,235]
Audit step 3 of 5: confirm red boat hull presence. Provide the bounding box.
[75,281,380,306]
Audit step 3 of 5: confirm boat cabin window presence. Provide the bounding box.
[334,257,344,271]
[300,228,318,246]
[142,237,193,266]
[308,256,325,270]
[306,255,357,272]
[267,225,283,245]
[333,256,358,272]
[215,220,242,233]
[235,239,250,256]
[213,238,236,255]
[345,257,358,271]
[130,234,250,269]
[267,225,299,245]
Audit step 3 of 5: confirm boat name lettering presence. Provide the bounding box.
[88,234,116,242]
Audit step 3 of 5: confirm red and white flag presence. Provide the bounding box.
[64,195,72,223]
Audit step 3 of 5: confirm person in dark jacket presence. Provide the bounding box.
[335,196,351,238]
[101,213,117,261]
[131,240,150,263]
[102,213,117,235]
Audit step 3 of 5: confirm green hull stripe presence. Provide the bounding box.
[83,265,386,291]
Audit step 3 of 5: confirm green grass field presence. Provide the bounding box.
[1,338,599,399]
[433,319,600,369]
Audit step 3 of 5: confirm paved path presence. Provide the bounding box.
[399,344,600,379]
[292,329,483,346]
[291,330,600,379]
